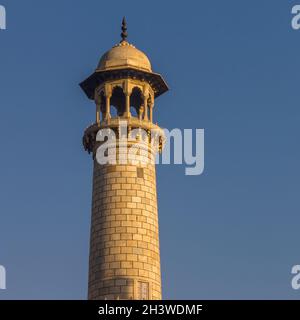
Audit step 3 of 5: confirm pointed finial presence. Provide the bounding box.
[120,17,128,42]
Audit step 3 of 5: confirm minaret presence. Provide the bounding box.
[80,18,168,300]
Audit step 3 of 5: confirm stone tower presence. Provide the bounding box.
[80,18,168,300]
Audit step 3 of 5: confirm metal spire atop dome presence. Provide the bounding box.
[120,17,128,42]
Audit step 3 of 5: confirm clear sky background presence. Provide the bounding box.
[0,0,300,299]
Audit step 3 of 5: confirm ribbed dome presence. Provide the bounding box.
[97,41,152,72]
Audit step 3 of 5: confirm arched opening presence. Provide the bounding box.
[110,86,126,117]
[110,105,118,117]
[130,87,143,118]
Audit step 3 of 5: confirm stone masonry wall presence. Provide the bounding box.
[88,153,161,300]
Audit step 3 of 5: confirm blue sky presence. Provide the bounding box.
[0,0,300,299]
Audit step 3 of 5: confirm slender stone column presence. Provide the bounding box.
[95,100,101,125]
[105,95,111,120]
[143,96,148,121]
[149,102,154,123]
[124,93,131,118]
